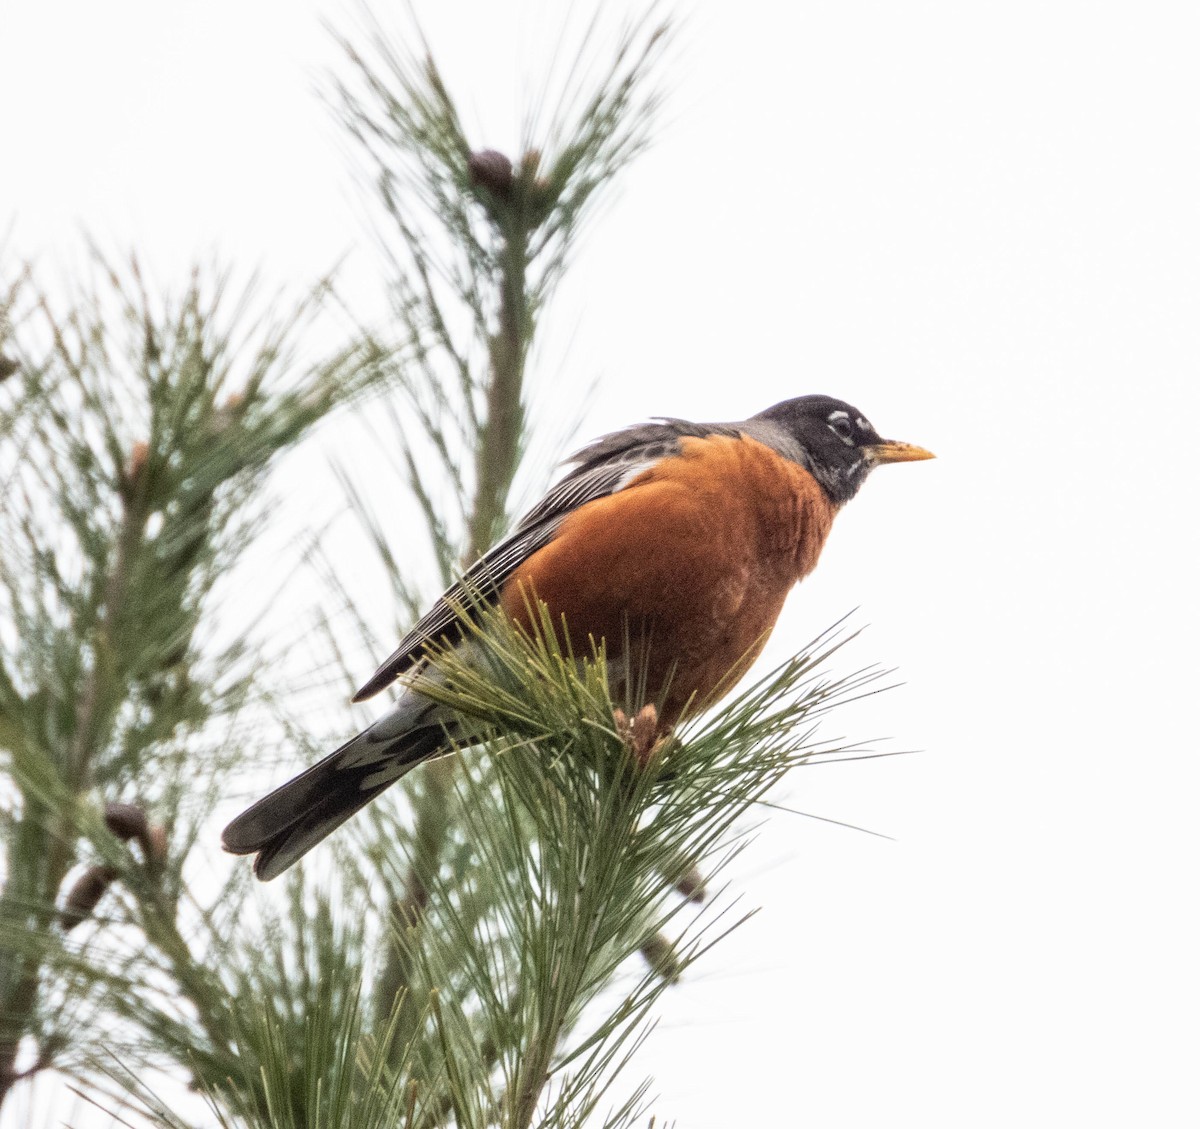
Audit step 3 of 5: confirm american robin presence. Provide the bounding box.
[223,395,933,879]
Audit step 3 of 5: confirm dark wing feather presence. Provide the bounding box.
[350,520,556,701]
[352,420,737,702]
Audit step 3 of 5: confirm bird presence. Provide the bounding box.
[222,395,933,880]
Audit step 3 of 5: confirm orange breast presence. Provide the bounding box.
[499,435,836,724]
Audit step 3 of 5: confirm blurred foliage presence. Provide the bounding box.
[0,254,383,1110]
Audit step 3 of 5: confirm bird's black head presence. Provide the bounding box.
[749,394,934,505]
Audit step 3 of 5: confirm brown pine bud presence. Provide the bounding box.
[468,149,514,198]
[104,801,148,843]
[640,932,683,984]
[614,704,668,769]
[104,801,164,865]
[518,149,542,180]
[630,704,659,764]
[125,440,150,489]
[0,355,18,382]
[60,865,117,931]
[518,148,553,219]
[658,847,706,902]
[672,863,707,903]
[146,824,169,863]
[210,391,246,435]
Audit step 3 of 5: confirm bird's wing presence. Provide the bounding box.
[352,419,741,702]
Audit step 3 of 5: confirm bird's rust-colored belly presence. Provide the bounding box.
[500,434,836,723]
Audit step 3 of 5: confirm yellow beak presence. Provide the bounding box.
[866,440,936,465]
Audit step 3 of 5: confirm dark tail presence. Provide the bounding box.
[222,722,449,881]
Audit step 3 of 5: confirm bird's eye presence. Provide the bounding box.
[827,415,854,443]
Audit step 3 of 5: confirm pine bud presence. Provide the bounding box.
[614,703,667,769]
[210,391,245,435]
[630,704,659,764]
[0,355,18,382]
[468,149,514,198]
[640,932,682,984]
[146,824,169,864]
[60,865,117,931]
[672,863,707,903]
[104,801,164,865]
[518,148,542,181]
[104,801,148,842]
[125,440,150,492]
[517,148,553,221]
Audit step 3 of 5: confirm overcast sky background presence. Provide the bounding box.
[3,1,1199,1126]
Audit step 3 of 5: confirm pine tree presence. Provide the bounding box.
[0,10,884,1127]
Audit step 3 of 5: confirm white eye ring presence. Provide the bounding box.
[827,414,854,443]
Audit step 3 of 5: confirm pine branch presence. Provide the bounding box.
[322,17,673,1086]
[345,609,884,1128]
[0,252,384,1115]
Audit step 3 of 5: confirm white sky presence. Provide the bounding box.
[3,1,1199,1126]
